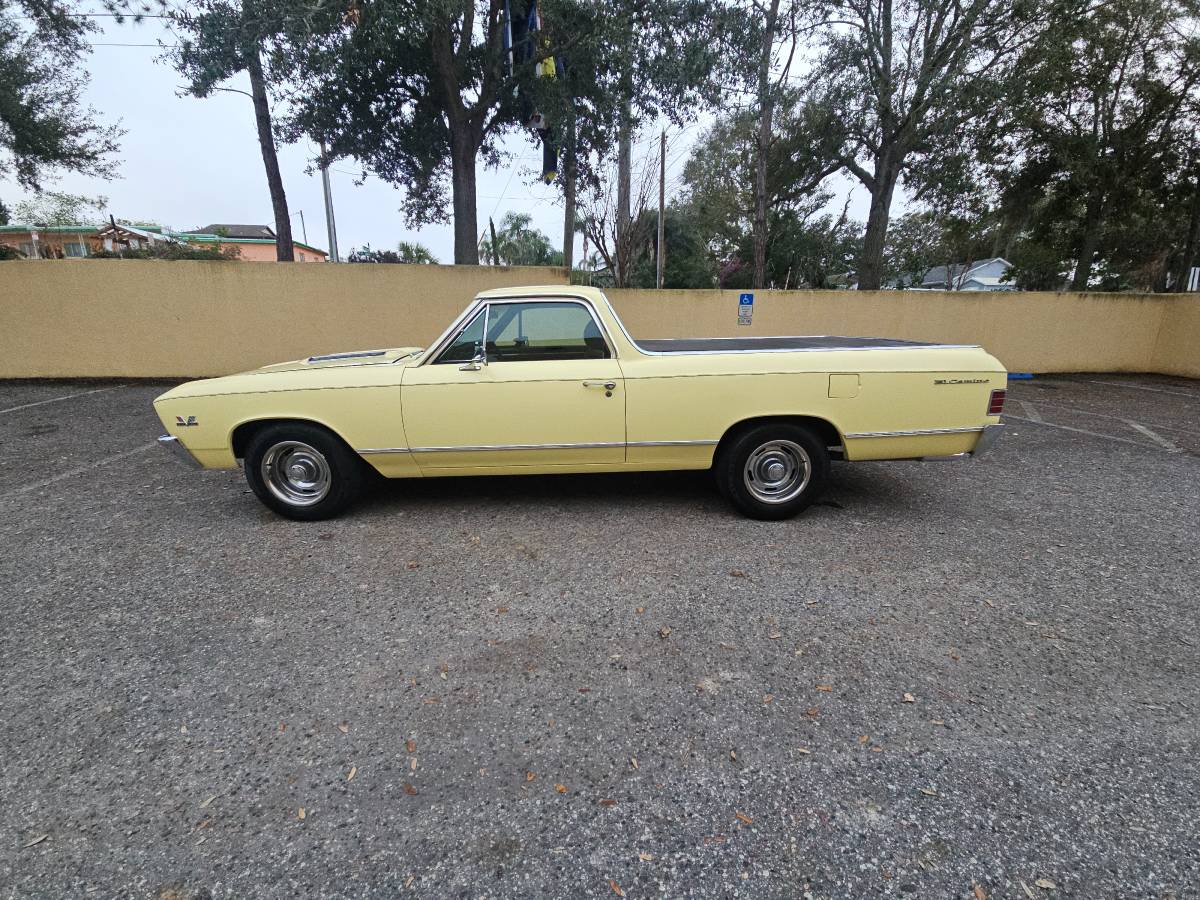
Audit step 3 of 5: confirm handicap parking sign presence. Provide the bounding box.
[738,292,753,325]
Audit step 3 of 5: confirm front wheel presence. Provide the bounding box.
[244,423,366,520]
[715,424,830,520]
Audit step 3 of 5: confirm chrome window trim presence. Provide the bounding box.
[427,304,489,366]
[416,295,617,366]
[843,425,985,439]
[356,438,719,455]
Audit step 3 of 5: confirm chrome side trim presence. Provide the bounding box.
[157,434,202,469]
[843,425,986,439]
[629,439,719,447]
[356,439,719,455]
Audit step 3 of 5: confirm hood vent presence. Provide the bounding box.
[306,350,388,363]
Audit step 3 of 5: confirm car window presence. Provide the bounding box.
[485,302,610,362]
[433,308,486,364]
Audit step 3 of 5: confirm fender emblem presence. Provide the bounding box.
[175,415,198,427]
[933,378,989,385]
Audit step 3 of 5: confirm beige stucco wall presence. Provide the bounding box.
[0,261,568,378]
[0,263,1196,378]
[608,288,1199,377]
[1151,294,1200,378]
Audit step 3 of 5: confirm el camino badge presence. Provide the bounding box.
[175,415,198,427]
[934,378,989,385]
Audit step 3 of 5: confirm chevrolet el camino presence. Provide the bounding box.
[154,285,1006,520]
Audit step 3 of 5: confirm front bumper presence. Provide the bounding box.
[157,434,202,469]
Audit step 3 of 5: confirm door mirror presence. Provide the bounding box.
[458,341,486,371]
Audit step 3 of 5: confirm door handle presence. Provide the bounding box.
[582,380,617,390]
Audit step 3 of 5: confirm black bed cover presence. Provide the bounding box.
[635,336,942,353]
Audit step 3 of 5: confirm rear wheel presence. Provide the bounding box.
[716,423,830,520]
[244,423,366,520]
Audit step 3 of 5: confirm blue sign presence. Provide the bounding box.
[739,292,754,307]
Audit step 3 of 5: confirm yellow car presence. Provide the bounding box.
[154,285,1006,520]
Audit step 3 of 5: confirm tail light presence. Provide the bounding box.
[987,389,1006,416]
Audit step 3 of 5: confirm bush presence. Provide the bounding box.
[89,242,240,261]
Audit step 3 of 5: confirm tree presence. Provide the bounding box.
[580,141,658,286]
[167,0,295,261]
[9,191,107,225]
[482,212,563,267]
[1001,0,1200,290]
[811,0,1025,289]
[271,1,738,265]
[346,241,438,264]
[396,240,438,264]
[679,99,842,286]
[0,0,119,210]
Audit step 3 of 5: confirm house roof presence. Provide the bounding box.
[922,257,1012,287]
[177,231,327,256]
[190,223,277,240]
[0,224,99,234]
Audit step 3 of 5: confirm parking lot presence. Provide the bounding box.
[1,374,1197,899]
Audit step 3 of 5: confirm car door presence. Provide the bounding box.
[401,299,626,471]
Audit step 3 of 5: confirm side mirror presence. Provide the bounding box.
[458,341,486,371]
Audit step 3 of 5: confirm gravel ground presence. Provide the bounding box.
[0,374,1197,899]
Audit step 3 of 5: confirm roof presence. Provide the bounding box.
[0,224,99,234]
[190,223,277,240]
[176,231,327,256]
[922,257,1013,287]
[476,284,598,300]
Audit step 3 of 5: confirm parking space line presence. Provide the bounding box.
[3,443,157,500]
[1004,414,1176,452]
[0,385,127,415]
[1124,421,1184,453]
[1004,397,1200,438]
[1017,400,1044,422]
[1082,379,1199,399]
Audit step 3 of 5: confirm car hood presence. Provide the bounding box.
[155,346,424,404]
[246,346,424,374]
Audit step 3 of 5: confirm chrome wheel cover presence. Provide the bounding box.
[743,439,811,504]
[261,441,332,507]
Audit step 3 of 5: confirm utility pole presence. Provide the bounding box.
[656,128,666,289]
[291,209,307,245]
[319,140,340,262]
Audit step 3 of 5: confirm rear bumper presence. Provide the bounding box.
[920,424,1004,461]
[157,434,202,469]
[970,423,1005,457]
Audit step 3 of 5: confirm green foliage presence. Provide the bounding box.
[0,243,23,260]
[90,242,241,261]
[347,242,439,264]
[0,0,120,203]
[10,191,108,225]
[482,213,563,267]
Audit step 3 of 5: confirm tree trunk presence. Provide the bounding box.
[449,126,480,265]
[247,49,293,262]
[1173,172,1200,292]
[562,113,576,272]
[857,163,900,291]
[615,96,632,287]
[753,0,782,290]
[1071,191,1104,292]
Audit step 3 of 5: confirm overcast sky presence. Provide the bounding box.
[2,11,876,263]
